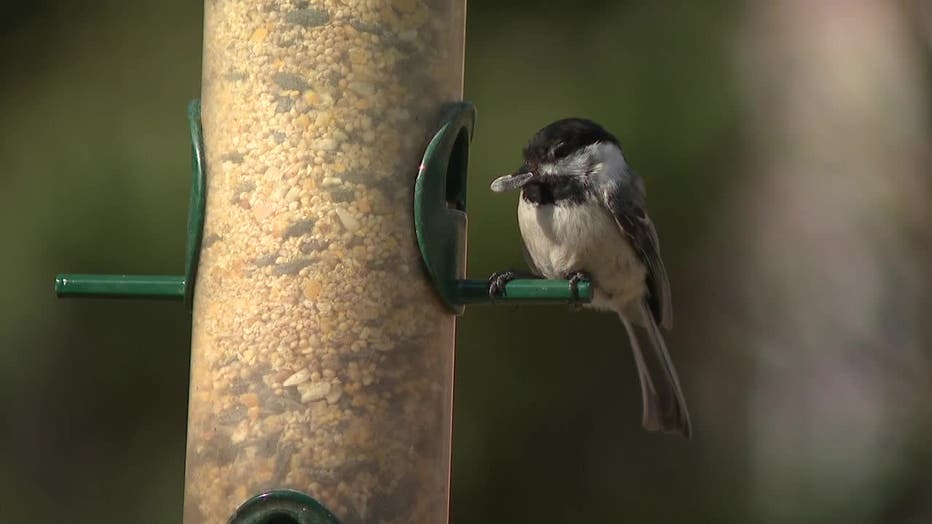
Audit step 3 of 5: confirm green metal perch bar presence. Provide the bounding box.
[54,100,205,306]
[455,278,591,304]
[54,275,590,305]
[55,274,186,300]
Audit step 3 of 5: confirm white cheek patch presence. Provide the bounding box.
[588,142,626,178]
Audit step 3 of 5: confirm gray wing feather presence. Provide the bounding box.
[601,182,673,329]
[601,174,688,436]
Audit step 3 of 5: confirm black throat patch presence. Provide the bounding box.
[520,175,587,206]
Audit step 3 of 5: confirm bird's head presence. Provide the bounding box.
[490,118,623,193]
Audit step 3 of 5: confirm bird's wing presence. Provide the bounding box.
[602,183,673,329]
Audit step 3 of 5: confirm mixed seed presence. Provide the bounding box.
[184,0,463,522]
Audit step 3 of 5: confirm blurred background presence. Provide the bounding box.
[1,0,930,522]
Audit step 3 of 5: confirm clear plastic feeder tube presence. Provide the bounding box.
[184,1,465,522]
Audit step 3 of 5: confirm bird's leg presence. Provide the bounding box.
[566,270,592,310]
[487,269,535,300]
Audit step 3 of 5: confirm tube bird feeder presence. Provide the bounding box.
[188,1,466,521]
[54,1,592,522]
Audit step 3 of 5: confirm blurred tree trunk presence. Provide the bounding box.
[736,1,931,521]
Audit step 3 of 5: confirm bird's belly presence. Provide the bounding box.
[518,200,646,309]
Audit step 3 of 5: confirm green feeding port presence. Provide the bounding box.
[53,100,206,308]
[414,102,594,314]
[230,490,339,524]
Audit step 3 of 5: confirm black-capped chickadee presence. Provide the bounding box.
[490,118,691,438]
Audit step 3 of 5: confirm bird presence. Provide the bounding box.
[489,118,691,438]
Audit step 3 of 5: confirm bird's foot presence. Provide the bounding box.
[488,270,517,299]
[566,271,592,310]
[488,269,530,300]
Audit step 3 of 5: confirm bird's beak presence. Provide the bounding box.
[490,169,534,193]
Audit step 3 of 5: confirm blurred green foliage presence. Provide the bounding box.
[1,1,928,523]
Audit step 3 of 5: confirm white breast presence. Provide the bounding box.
[517,198,647,311]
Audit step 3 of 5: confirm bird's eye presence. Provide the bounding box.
[552,141,581,160]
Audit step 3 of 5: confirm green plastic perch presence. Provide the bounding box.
[454,278,591,304]
[54,99,206,307]
[54,274,185,300]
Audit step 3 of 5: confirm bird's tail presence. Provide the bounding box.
[618,301,691,438]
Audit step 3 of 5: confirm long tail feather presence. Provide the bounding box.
[618,301,691,438]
